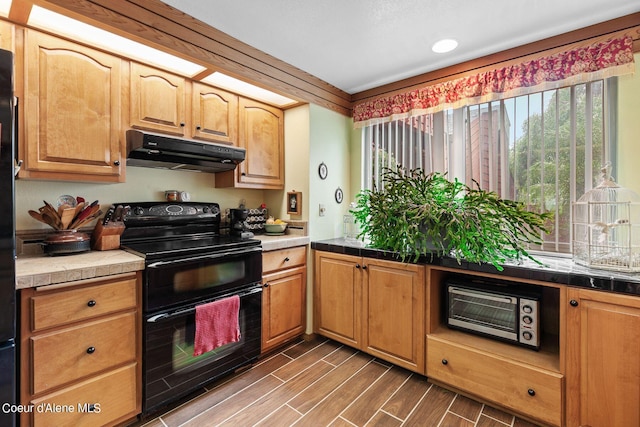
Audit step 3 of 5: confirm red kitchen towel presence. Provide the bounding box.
[193,295,241,356]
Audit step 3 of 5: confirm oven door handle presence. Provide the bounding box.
[146,246,262,268]
[146,286,263,323]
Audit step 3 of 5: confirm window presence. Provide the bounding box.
[361,78,616,255]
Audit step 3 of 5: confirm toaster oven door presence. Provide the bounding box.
[447,286,519,342]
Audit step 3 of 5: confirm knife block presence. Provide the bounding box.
[91,221,125,251]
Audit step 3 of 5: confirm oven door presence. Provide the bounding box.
[143,284,262,414]
[145,246,262,312]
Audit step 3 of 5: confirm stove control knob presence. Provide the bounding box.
[203,206,210,213]
[133,207,145,216]
[210,205,220,215]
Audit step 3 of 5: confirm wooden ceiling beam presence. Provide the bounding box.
[35,0,353,115]
[352,12,640,104]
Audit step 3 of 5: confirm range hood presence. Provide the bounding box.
[126,129,245,173]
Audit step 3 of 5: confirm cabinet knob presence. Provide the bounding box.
[362,265,367,270]
[570,299,579,307]
[355,264,361,269]
[441,359,448,365]
[284,257,290,262]
[527,388,536,396]
[180,122,185,127]
[241,172,246,176]
[87,300,96,307]
[263,283,270,288]
[113,160,120,166]
[196,125,201,130]
[86,346,96,354]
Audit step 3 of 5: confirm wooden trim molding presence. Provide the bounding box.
[21,1,640,119]
[34,0,353,115]
[352,13,640,104]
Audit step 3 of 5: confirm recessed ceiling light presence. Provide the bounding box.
[432,39,458,54]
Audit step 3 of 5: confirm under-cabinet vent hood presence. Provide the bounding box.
[126,129,245,173]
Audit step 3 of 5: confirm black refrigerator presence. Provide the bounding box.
[0,48,16,427]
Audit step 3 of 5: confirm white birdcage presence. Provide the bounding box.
[572,166,640,272]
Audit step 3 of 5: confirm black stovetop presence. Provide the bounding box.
[121,234,261,261]
[115,201,260,261]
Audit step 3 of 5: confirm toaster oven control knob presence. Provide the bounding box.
[522,331,533,341]
[522,304,533,314]
[522,315,533,325]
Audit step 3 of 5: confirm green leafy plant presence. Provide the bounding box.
[351,168,552,270]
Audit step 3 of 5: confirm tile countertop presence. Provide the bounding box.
[16,249,146,290]
[311,238,640,297]
[15,234,311,290]
[255,234,310,251]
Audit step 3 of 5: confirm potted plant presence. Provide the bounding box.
[350,168,552,270]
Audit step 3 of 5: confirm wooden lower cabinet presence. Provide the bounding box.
[565,288,640,427]
[314,251,425,373]
[261,246,307,353]
[20,273,142,427]
[427,336,563,427]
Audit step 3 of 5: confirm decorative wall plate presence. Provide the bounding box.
[318,162,328,180]
[335,187,344,204]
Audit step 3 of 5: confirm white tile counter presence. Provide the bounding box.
[254,234,310,251]
[16,250,145,289]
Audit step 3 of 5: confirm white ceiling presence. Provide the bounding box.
[161,0,640,94]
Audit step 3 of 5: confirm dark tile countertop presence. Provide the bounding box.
[311,238,640,297]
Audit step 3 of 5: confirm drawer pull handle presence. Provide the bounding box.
[527,388,535,396]
[441,359,448,365]
[284,257,290,262]
[87,300,96,307]
[86,346,96,354]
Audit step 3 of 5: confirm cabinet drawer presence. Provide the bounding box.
[31,312,136,395]
[30,363,138,427]
[263,246,306,273]
[31,277,137,331]
[427,336,563,426]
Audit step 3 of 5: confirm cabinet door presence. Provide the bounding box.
[363,259,425,373]
[216,97,284,189]
[314,252,362,348]
[262,266,306,353]
[130,62,186,136]
[566,288,640,427]
[192,82,238,144]
[23,31,123,182]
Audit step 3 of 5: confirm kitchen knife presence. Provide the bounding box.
[113,205,124,222]
[102,206,115,225]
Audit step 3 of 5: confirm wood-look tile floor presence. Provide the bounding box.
[134,337,541,427]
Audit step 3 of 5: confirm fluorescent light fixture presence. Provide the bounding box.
[432,38,458,54]
[201,72,297,107]
[0,0,11,17]
[28,6,206,77]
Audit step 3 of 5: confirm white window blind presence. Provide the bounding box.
[361,78,616,255]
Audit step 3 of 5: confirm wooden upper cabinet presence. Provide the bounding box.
[216,97,284,189]
[192,82,238,144]
[130,62,186,136]
[21,30,124,182]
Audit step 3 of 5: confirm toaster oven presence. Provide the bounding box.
[445,278,541,350]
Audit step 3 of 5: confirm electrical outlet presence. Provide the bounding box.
[319,204,326,217]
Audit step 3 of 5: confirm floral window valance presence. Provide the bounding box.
[353,34,635,128]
